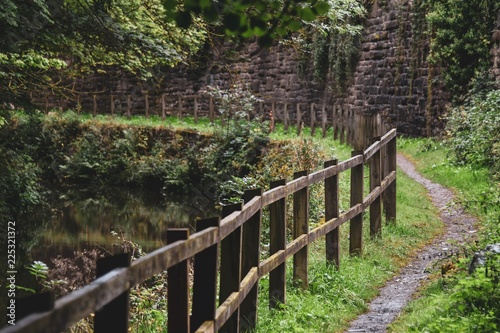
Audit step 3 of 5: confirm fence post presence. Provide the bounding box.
[284,103,289,130]
[144,92,149,118]
[191,217,220,332]
[178,95,183,119]
[269,179,287,309]
[219,203,243,333]
[386,133,397,224]
[94,253,131,333]
[126,95,131,119]
[321,103,327,138]
[370,137,382,238]
[339,106,345,144]
[293,170,309,288]
[161,94,166,120]
[296,104,302,135]
[310,103,316,137]
[324,159,340,267]
[167,229,190,333]
[349,151,364,256]
[240,188,263,331]
[110,95,115,115]
[93,94,97,116]
[333,105,338,140]
[270,101,275,132]
[194,96,199,123]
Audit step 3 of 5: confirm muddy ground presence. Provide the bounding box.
[346,153,478,333]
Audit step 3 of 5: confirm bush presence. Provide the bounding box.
[0,110,49,224]
[446,88,500,179]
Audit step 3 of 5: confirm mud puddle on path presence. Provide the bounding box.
[346,153,477,333]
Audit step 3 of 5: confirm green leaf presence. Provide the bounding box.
[287,20,302,32]
[314,2,330,16]
[163,0,177,11]
[298,7,317,22]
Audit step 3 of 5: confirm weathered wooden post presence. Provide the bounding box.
[325,159,340,267]
[144,92,149,118]
[94,253,131,333]
[167,229,190,333]
[321,103,327,138]
[93,94,97,116]
[110,95,115,115]
[333,105,338,140]
[269,179,287,308]
[339,106,345,144]
[191,217,220,332]
[284,103,289,130]
[293,170,309,288]
[310,103,316,137]
[270,101,275,132]
[369,137,382,238]
[240,188,262,331]
[178,95,183,119]
[161,94,166,120]
[349,151,364,256]
[296,104,302,135]
[126,95,131,119]
[386,132,397,224]
[194,96,199,123]
[219,203,243,333]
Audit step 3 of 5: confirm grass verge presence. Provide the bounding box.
[388,137,500,333]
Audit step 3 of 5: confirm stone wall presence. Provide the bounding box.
[34,0,500,138]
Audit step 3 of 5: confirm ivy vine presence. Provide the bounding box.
[294,0,366,94]
[424,0,500,95]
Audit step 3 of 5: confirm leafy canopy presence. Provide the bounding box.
[0,0,332,107]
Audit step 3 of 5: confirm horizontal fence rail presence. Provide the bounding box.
[33,92,392,150]
[1,129,397,333]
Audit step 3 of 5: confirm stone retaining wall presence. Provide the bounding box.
[33,0,500,138]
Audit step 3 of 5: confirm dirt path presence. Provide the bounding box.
[346,153,478,333]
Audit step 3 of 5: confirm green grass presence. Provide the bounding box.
[388,136,499,333]
[397,137,491,208]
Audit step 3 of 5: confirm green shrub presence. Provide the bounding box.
[446,89,500,179]
[425,0,500,94]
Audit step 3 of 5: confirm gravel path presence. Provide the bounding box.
[346,153,478,333]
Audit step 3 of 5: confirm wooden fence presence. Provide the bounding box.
[37,92,391,150]
[1,129,397,333]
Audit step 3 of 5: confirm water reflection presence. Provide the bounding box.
[30,188,216,263]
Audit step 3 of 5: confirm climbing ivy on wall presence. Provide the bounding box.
[294,0,366,93]
[424,0,500,96]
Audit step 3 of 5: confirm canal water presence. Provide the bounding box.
[29,187,217,264]
[0,187,216,327]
